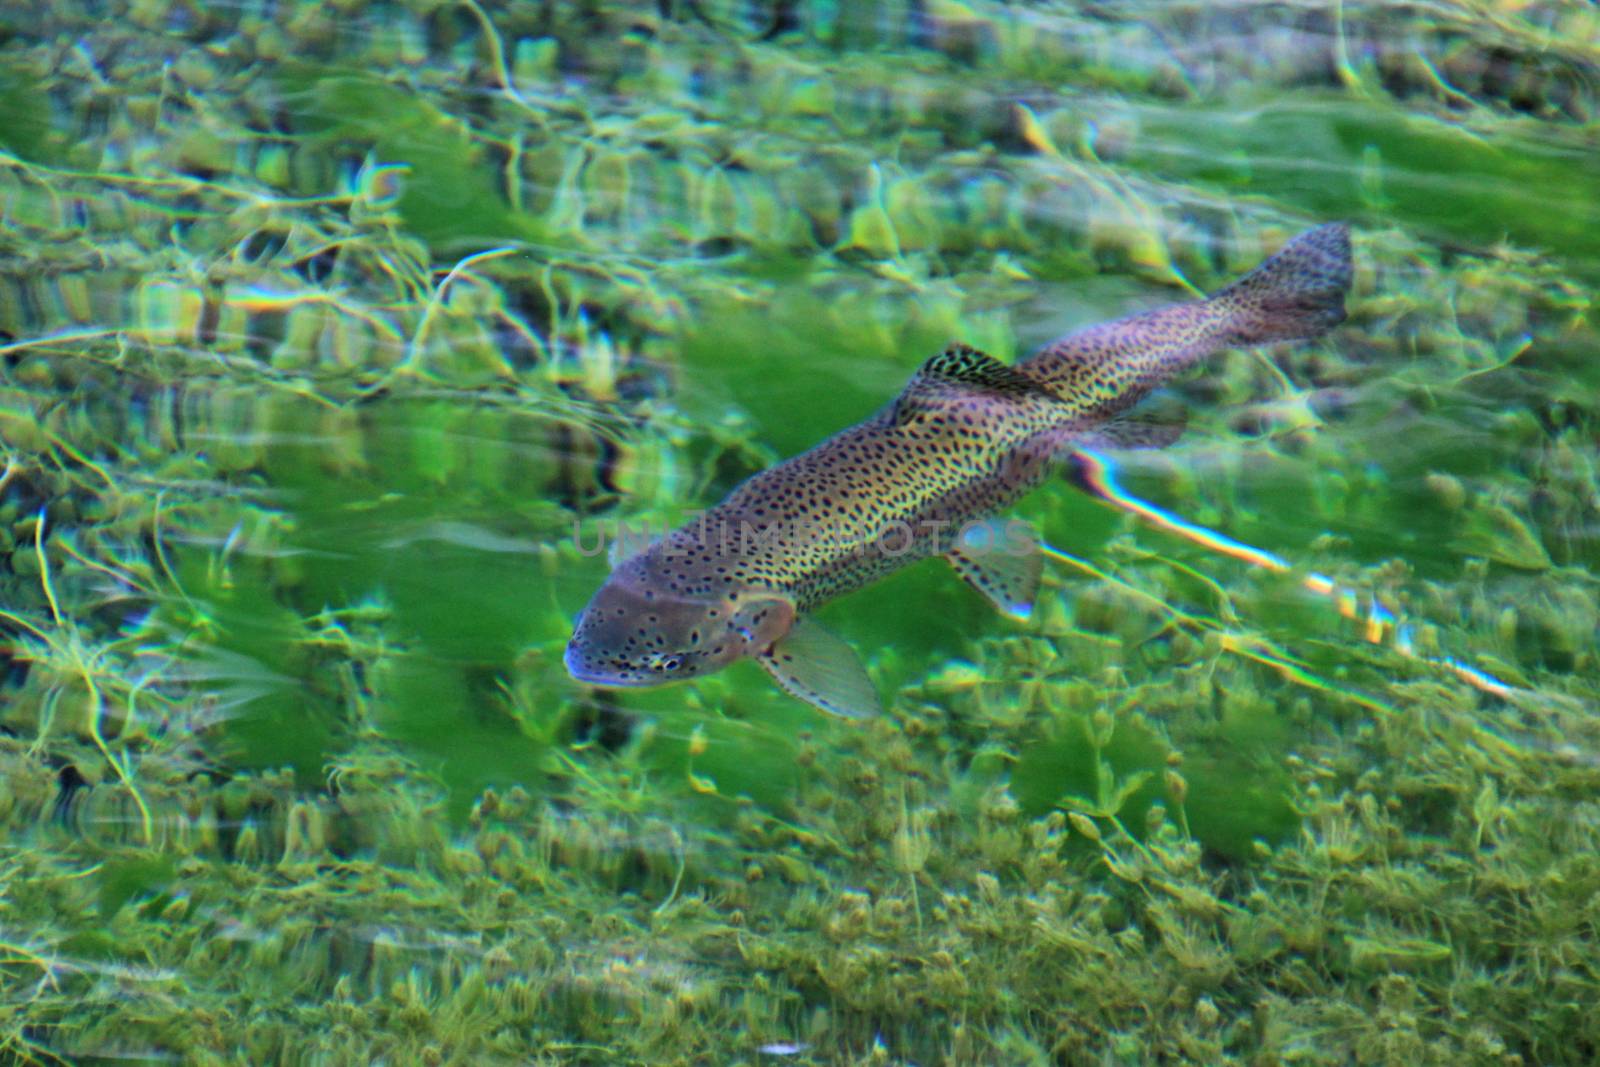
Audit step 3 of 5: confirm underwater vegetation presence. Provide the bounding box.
[0,0,1597,1064]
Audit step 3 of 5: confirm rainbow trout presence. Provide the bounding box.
[566,224,1353,718]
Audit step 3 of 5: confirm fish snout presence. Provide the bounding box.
[565,573,795,688]
[564,578,722,686]
[563,635,609,685]
[565,641,646,687]
[564,605,651,686]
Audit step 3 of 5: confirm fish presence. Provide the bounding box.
[566,223,1353,719]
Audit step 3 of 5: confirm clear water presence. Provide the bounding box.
[1,2,1597,1064]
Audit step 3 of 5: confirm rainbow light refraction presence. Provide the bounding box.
[1065,449,1523,702]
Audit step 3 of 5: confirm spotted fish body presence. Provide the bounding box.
[567,224,1354,718]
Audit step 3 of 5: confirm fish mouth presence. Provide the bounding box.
[564,642,657,688]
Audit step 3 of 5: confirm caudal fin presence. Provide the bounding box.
[1211,223,1352,346]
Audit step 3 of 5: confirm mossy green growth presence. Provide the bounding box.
[152,550,346,787]
[2,0,1600,1064]
[1012,707,1169,834]
[271,66,548,252]
[0,71,74,167]
[1180,701,1302,862]
[94,853,177,921]
[1011,702,1298,862]
[1119,96,1600,273]
[370,651,553,819]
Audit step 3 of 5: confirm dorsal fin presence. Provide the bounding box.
[915,343,1046,394]
[891,343,1054,427]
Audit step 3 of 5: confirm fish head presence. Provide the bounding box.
[565,563,795,688]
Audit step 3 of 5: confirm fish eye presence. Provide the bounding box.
[648,653,684,672]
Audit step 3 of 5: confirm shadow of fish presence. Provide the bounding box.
[567,224,1353,718]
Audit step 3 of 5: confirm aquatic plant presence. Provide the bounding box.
[1,0,1597,1064]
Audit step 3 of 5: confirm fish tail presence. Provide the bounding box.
[1209,223,1352,346]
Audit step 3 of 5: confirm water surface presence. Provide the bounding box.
[1,2,1597,1064]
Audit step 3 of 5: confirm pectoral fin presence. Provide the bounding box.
[756,617,881,720]
[946,517,1042,620]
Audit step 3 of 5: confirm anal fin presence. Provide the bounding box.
[946,517,1042,620]
[757,617,881,720]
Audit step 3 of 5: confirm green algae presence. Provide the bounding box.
[270,66,551,254]
[1113,96,1600,268]
[1,0,1599,1064]
[0,73,73,169]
